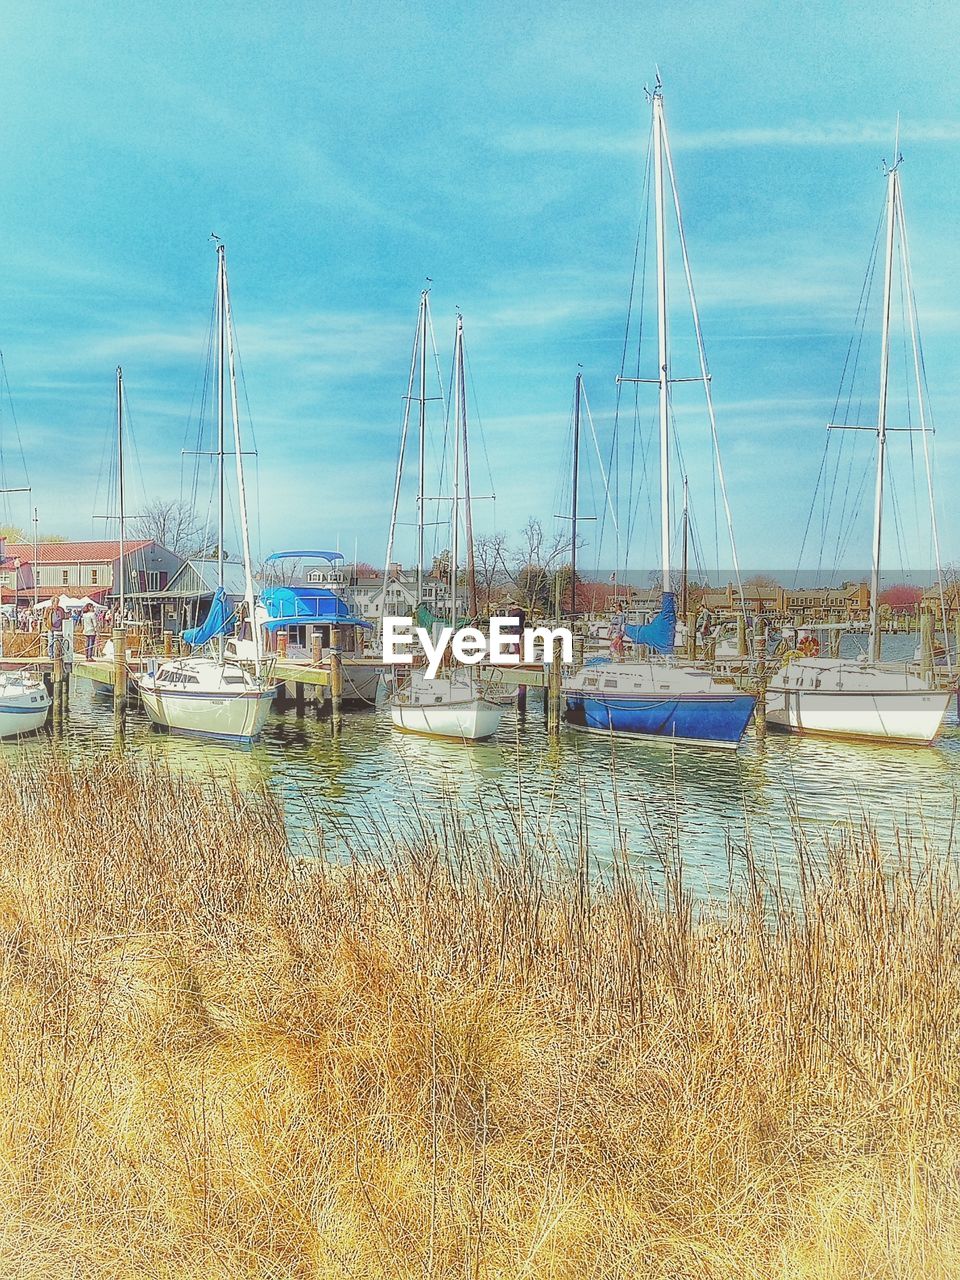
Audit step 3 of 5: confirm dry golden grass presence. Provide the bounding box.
[0,749,957,1277]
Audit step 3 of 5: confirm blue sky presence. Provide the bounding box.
[1,0,959,578]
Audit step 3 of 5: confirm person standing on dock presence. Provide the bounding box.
[81,604,97,661]
[44,596,65,659]
[609,602,627,659]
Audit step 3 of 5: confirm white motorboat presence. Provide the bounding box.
[769,141,951,744]
[136,656,274,741]
[0,672,50,738]
[390,669,504,741]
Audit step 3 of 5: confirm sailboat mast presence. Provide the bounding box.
[417,290,427,608]
[221,245,262,676]
[869,164,898,664]
[32,507,38,612]
[216,245,226,663]
[653,85,671,596]
[680,473,689,618]
[571,371,581,616]
[450,316,462,623]
[116,366,126,624]
[461,328,477,620]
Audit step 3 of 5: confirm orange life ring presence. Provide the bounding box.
[798,634,820,658]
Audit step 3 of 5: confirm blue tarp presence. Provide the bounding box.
[625,591,676,655]
[183,586,236,647]
[260,586,371,632]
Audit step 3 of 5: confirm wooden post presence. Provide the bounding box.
[311,629,322,666]
[830,625,841,659]
[547,636,562,737]
[295,682,305,715]
[517,683,527,717]
[277,630,288,660]
[113,626,127,709]
[164,630,173,657]
[329,624,343,734]
[52,636,64,719]
[753,679,767,740]
[686,610,697,660]
[920,611,934,681]
[736,613,747,657]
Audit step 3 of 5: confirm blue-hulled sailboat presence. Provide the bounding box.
[564,80,755,748]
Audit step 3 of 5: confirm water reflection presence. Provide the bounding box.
[4,635,958,885]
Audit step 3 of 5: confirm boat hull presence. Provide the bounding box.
[765,686,951,744]
[0,688,50,739]
[564,690,756,748]
[390,697,504,741]
[136,684,275,741]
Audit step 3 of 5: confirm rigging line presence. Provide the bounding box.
[581,382,620,540]
[605,114,653,568]
[0,354,29,494]
[794,434,831,585]
[382,296,421,587]
[462,343,496,501]
[896,178,951,675]
[660,115,746,614]
[821,208,883,576]
[893,221,921,547]
[885,464,909,579]
[833,457,871,570]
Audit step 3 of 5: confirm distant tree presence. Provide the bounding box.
[134,499,205,559]
[40,534,68,543]
[473,533,508,613]
[745,573,778,590]
[0,525,26,542]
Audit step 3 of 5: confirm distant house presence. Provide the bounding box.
[0,538,182,607]
[334,564,452,624]
[145,559,256,635]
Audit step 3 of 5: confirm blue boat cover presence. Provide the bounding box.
[625,591,676,654]
[183,586,236,647]
[260,586,371,631]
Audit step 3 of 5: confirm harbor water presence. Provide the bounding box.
[6,633,959,894]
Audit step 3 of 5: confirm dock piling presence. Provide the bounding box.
[920,611,934,681]
[113,627,127,710]
[329,625,343,735]
[547,636,562,738]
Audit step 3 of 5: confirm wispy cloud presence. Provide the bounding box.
[498,119,960,156]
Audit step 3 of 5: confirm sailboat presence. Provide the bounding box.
[133,242,276,741]
[563,81,756,748]
[386,298,506,741]
[92,366,130,695]
[766,145,951,743]
[0,362,50,738]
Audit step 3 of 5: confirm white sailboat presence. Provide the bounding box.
[0,671,50,737]
[91,366,130,695]
[564,80,756,748]
[134,242,275,741]
[766,145,951,744]
[0,363,50,738]
[386,297,505,741]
